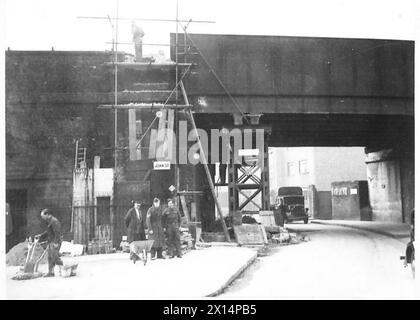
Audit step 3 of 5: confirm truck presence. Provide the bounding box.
[275,186,309,224]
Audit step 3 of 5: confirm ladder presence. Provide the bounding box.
[74,140,87,169]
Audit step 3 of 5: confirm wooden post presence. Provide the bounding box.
[156,109,168,160]
[167,109,175,161]
[187,109,231,242]
[180,195,190,223]
[148,129,158,159]
[128,109,140,161]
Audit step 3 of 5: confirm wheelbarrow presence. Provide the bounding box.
[129,240,154,265]
[12,238,49,280]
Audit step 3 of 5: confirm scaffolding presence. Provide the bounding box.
[80,0,270,243]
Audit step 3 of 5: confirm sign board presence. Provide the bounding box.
[153,161,171,170]
[258,211,276,227]
[197,96,207,107]
[332,187,348,196]
[350,188,358,195]
[238,149,260,157]
[233,224,268,245]
[168,185,176,193]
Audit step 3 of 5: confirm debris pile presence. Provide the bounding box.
[242,215,258,224]
[270,228,308,245]
[119,236,131,253]
[201,232,226,242]
[87,225,114,254]
[180,227,194,253]
[87,239,113,255]
[6,240,48,266]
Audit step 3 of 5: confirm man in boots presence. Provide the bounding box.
[163,199,182,258]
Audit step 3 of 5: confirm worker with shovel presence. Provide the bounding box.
[34,208,63,277]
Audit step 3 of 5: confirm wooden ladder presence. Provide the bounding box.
[74,140,87,169]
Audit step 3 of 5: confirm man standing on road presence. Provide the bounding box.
[274,197,288,226]
[6,202,13,252]
[146,198,166,260]
[35,208,63,277]
[125,199,146,262]
[163,199,182,258]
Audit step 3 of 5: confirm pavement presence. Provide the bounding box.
[6,245,257,299]
[311,219,411,242]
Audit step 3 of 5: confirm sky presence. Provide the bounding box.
[2,0,420,57]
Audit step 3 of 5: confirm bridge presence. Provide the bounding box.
[168,34,414,224]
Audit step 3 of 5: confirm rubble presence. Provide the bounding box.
[119,236,130,253]
[180,227,194,253]
[87,239,114,255]
[242,215,258,224]
[6,240,48,266]
[201,232,227,242]
[270,228,309,245]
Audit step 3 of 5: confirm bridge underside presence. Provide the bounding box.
[194,113,413,150]
[188,111,413,229]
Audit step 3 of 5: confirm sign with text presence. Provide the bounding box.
[238,149,260,157]
[153,161,171,170]
[332,187,348,196]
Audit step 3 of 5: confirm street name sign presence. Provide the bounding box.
[153,161,171,170]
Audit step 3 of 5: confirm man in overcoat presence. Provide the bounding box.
[125,199,146,261]
[146,197,165,259]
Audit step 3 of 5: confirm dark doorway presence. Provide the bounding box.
[97,197,111,225]
[6,189,28,252]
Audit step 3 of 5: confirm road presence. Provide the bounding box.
[220,223,418,299]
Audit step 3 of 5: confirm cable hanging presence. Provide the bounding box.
[178,21,250,124]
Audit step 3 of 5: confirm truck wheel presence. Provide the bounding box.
[304,218,308,224]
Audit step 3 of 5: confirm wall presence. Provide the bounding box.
[270,147,315,190]
[6,178,73,240]
[174,34,414,115]
[6,50,125,240]
[317,191,332,220]
[94,169,114,198]
[313,147,367,190]
[331,181,370,220]
[270,147,366,192]
[366,154,403,222]
[400,153,414,223]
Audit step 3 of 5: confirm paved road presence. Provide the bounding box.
[220,223,418,299]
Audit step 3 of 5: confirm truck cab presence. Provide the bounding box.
[275,186,309,224]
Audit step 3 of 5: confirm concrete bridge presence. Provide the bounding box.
[169,33,414,223]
